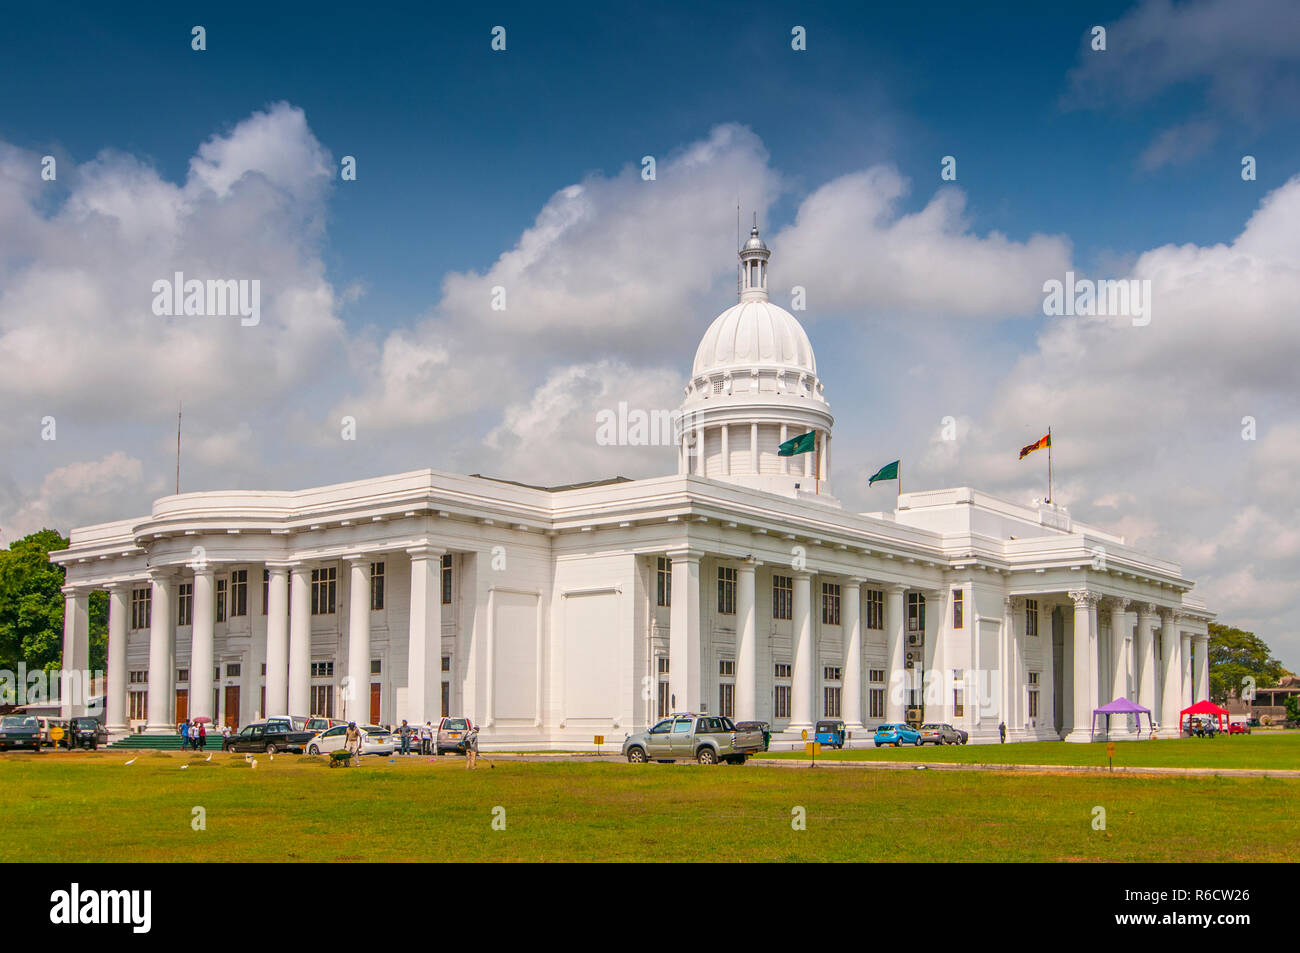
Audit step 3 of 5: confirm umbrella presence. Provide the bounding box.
[192,716,212,724]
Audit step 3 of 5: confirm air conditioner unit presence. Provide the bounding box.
[906,707,923,724]
[908,634,920,645]
[905,659,914,669]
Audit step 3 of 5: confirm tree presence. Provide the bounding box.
[1208,622,1288,705]
[1286,694,1300,726]
[0,529,107,675]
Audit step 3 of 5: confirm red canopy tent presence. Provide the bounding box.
[1179,699,1229,735]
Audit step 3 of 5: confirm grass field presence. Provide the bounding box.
[762,732,1300,771]
[1,747,1295,862]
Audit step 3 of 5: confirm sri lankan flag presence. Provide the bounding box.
[1019,433,1051,459]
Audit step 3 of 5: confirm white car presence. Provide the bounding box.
[305,724,395,757]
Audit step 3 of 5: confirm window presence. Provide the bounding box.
[824,686,841,718]
[869,669,885,684]
[129,670,148,685]
[176,669,189,683]
[719,683,734,719]
[869,688,885,719]
[953,669,965,718]
[131,588,151,630]
[1028,671,1040,719]
[370,562,385,611]
[441,681,450,718]
[771,575,793,620]
[717,567,736,615]
[656,657,671,717]
[442,554,453,605]
[1025,598,1039,637]
[262,569,269,615]
[129,691,147,721]
[822,583,841,625]
[370,659,382,675]
[774,661,792,719]
[226,664,241,678]
[230,569,248,617]
[656,557,671,607]
[774,663,792,679]
[953,589,963,629]
[216,577,227,623]
[824,666,842,681]
[310,685,334,718]
[311,566,337,615]
[907,592,926,632]
[866,589,884,630]
[310,661,334,678]
[719,659,735,677]
[177,583,192,627]
[441,655,451,673]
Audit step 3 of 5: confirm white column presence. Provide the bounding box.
[789,570,813,731]
[1158,607,1180,737]
[842,578,864,735]
[885,584,906,723]
[59,587,89,719]
[668,551,701,712]
[1001,596,1016,731]
[287,565,312,716]
[750,422,759,474]
[190,567,215,721]
[105,584,128,733]
[735,562,757,722]
[406,546,443,726]
[694,427,705,476]
[1041,602,1058,738]
[346,557,373,725]
[145,572,175,732]
[1108,599,1130,704]
[1065,589,1097,742]
[1135,603,1158,723]
[720,424,730,476]
[1180,631,1192,713]
[1195,635,1209,703]
[264,566,289,717]
[779,423,789,475]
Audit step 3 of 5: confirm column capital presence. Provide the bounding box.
[406,542,446,560]
[59,584,90,597]
[887,582,908,594]
[1156,605,1178,624]
[664,548,705,563]
[1102,596,1131,612]
[146,566,177,582]
[1067,588,1100,608]
[843,575,867,587]
[1004,594,1020,613]
[735,561,757,576]
[264,562,292,575]
[1134,600,1159,619]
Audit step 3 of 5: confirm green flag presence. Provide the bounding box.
[777,430,816,456]
[868,460,899,485]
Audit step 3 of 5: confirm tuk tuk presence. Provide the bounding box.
[814,719,846,749]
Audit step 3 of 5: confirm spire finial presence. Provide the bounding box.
[737,216,771,302]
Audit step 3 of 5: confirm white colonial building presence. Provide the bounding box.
[54,228,1213,745]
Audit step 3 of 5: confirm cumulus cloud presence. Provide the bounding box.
[6,452,150,538]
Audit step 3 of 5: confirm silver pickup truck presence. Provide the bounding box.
[622,713,765,765]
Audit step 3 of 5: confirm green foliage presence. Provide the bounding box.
[0,529,106,674]
[1286,694,1300,724]
[1208,623,1288,704]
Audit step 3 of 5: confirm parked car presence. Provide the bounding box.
[304,717,349,734]
[0,714,43,752]
[950,725,970,745]
[734,721,771,751]
[622,713,765,765]
[814,719,846,749]
[435,717,475,756]
[1227,722,1250,735]
[874,723,922,747]
[65,716,108,750]
[305,724,394,756]
[1187,715,1220,737]
[265,715,311,733]
[223,721,313,754]
[918,723,960,746]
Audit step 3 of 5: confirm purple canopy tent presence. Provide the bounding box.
[1091,697,1155,739]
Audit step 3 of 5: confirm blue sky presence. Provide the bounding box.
[2,0,1299,665]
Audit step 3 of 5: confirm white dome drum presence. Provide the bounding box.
[678,225,835,504]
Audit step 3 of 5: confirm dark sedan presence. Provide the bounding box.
[0,714,43,752]
[65,717,108,750]
[734,721,771,751]
[223,721,313,754]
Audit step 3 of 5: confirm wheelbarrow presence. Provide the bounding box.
[328,749,354,768]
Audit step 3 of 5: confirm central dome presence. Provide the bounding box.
[692,298,817,377]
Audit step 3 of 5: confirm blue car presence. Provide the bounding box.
[874,723,922,747]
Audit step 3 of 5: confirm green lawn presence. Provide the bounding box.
[1,749,1295,862]
[762,732,1300,770]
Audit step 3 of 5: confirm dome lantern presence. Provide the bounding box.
[738,221,770,303]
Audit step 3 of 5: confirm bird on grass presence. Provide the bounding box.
[123,758,136,765]
[205,754,213,762]
[180,764,188,770]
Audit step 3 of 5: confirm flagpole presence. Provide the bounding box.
[176,402,182,495]
[815,432,820,495]
[1047,426,1053,504]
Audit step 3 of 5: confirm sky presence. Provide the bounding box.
[0,0,1298,667]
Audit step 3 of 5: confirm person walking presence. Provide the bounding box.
[180,720,190,751]
[419,721,432,755]
[398,720,411,755]
[345,722,361,765]
[998,721,1006,744]
[198,722,207,751]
